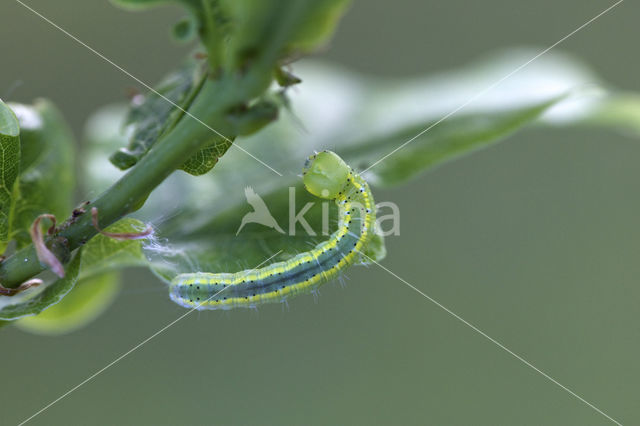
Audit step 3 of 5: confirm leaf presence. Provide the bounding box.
[141,64,569,276]
[146,185,333,281]
[284,0,351,53]
[345,98,562,186]
[110,57,207,169]
[15,272,121,335]
[146,182,387,283]
[172,16,198,42]
[0,218,144,326]
[81,218,149,278]
[222,0,350,57]
[8,100,75,248]
[138,52,586,278]
[178,140,230,175]
[91,49,640,285]
[0,99,20,252]
[109,55,238,177]
[0,251,82,321]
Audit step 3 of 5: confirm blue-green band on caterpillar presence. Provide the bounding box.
[169,151,376,310]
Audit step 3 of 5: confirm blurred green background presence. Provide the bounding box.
[2,1,639,425]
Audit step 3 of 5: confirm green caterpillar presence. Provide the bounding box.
[169,151,376,310]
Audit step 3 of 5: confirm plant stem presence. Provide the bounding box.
[0,0,315,288]
[0,83,224,287]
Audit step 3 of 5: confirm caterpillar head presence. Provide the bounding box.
[302,151,350,200]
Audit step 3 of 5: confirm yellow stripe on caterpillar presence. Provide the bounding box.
[169,151,376,310]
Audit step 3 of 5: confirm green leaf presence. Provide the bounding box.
[15,272,121,335]
[284,0,351,53]
[172,16,198,42]
[81,218,149,278]
[229,100,280,136]
[0,217,143,325]
[109,55,237,176]
[8,100,75,248]
[178,139,231,175]
[146,185,331,281]
[344,98,562,186]
[0,99,20,252]
[110,57,207,170]
[87,49,640,290]
[0,251,82,321]
[216,1,350,72]
[147,182,387,283]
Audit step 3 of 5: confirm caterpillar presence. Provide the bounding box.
[169,151,376,310]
